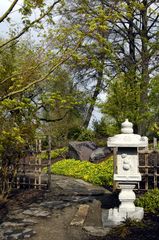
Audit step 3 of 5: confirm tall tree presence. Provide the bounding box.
[0,0,84,103]
[101,0,159,135]
[47,0,115,128]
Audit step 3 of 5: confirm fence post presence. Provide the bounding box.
[153,137,157,150]
[154,151,158,188]
[38,140,42,189]
[47,136,52,190]
[145,152,149,190]
[113,147,117,191]
[34,139,42,189]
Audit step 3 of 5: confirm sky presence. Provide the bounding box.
[0,0,23,37]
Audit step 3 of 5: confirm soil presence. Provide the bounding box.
[0,180,159,240]
[31,206,89,240]
[0,189,101,240]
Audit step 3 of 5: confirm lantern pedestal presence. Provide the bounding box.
[103,206,144,226]
[103,119,148,226]
[105,183,144,226]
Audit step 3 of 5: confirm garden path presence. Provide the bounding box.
[0,175,112,240]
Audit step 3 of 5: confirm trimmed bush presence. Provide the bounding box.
[51,157,113,186]
[135,188,159,213]
[40,147,68,160]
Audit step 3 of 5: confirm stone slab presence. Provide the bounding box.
[83,226,111,237]
[51,175,107,196]
[23,209,50,217]
[70,204,90,226]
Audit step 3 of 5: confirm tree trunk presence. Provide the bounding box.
[138,0,150,135]
[83,69,103,128]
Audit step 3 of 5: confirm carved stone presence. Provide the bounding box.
[103,119,148,226]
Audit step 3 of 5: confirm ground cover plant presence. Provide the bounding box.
[50,157,113,186]
[135,188,159,214]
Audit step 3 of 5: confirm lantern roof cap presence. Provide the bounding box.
[107,119,148,147]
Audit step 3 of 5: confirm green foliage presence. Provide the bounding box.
[0,127,25,172]
[77,128,95,141]
[147,75,159,138]
[40,147,68,160]
[39,66,86,146]
[67,127,82,140]
[50,157,113,186]
[100,74,143,130]
[135,188,159,213]
[0,41,41,198]
[107,218,147,240]
[93,117,119,138]
[94,139,107,147]
[67,127,96,141]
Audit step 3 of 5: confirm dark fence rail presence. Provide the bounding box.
[1,137,159,194]
[113,147,159,191]
[15,151,50,190]
[15,138,52,190]
[0,138,52,196]
[138,149,159,190]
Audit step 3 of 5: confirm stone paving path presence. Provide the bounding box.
[0,175,112,240]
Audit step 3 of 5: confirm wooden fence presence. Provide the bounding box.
[15,138,52,190]
[17,142,159,191]
[138,149,159,190]
[1,136,159,194]
[113,147,159,191]
[0,138,52,196]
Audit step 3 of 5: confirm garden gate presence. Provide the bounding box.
[14,138,52,190]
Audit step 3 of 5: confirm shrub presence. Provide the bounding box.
[67,127,82,140]
[40,147,68,160]
[77,128,95,141]
[50,157,113,186]
[68,127,96,141]
[93,117,119,138]
[135,188,159,213]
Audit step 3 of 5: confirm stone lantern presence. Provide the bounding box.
[105,119,148,225]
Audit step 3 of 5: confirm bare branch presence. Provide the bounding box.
[0,0,61,49]
[0,57,49,85]
[39,111,69,122]
[0,0,19,23]
[0,40,82,101]
[147,15,159,32]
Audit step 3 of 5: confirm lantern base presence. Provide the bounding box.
[102,207,144,227]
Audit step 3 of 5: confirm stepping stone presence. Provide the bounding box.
[53,202,71,209]
[83,226,111,237]
[22,228,36,238]
[0,230,5,239]
[84,200,102,227]
[23,209,50,217]
[70,204,89,226]
[1,222,26,228]
[40,201,64,208]
[3,228,36,240]
[22,219,37,225]
[5,232,22,240]
[70,196,93,204]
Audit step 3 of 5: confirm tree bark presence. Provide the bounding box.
[83,68,103,128]
[138,0,150,135]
